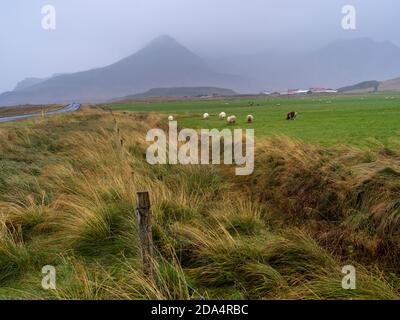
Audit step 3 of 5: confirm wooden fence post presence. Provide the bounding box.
[136,192,154,279]
[116,127,122,152]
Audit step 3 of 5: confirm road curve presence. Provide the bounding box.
[0,103,81,123]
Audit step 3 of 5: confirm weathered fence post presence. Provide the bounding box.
[116,127,123,154]
[136,192,154,279]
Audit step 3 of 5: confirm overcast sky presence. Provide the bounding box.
[1,0,399,93]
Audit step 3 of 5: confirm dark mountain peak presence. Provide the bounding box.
[122,34,203,67]
[149,34,179,45]
[0,35,243,105]
[118,34,212,74]
[105,33,208,75]
[141,34,186,53]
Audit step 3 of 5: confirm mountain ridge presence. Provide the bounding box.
[114,86,237,101]
[3,36,400,106]
[0,35,243,106]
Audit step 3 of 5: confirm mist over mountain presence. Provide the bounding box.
[0,35,245,106]
[2,36,400,106]
[303,38,400,88]
[208,38,400,91]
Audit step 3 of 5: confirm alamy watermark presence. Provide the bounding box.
[341,5,356,30]
[41,265,56,290]
[341,265,356,290]
[146,121,254,176]
[41,5,56,30]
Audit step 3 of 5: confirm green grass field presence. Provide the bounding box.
[110,93,400,148]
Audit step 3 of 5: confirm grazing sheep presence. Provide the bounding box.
[203,113,210,120]
[168,115,174,121]
[227,115,236,125]
[286,111,298,120]
[246,115,254,123]
[219,112,226,120]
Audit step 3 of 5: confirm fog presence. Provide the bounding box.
[1,0,400,93]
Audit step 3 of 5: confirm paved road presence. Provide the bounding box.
[0,103,81,123]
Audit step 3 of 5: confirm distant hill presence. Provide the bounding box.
[378,77,400,92]
[116,86,236,100]
[338,81,379,93]
[13,73,68,93]
[13,77,47,91]
[339,77,400,93]
[0,35,243,106]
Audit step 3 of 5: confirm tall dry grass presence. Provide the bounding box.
[0,106,399,299]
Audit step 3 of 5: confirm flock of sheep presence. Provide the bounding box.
[168,112,254,124]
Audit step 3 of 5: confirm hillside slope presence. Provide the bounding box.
[338,81,379,93]
[378,77,400,91]
[339,77,400,93]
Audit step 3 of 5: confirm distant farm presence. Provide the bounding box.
[109,93,400,148]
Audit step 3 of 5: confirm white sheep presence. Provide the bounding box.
[227,115,236,125]
[219,112,226,120]
[246,114,254,123]
[168,115,174,121]
[203,113,210,120]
